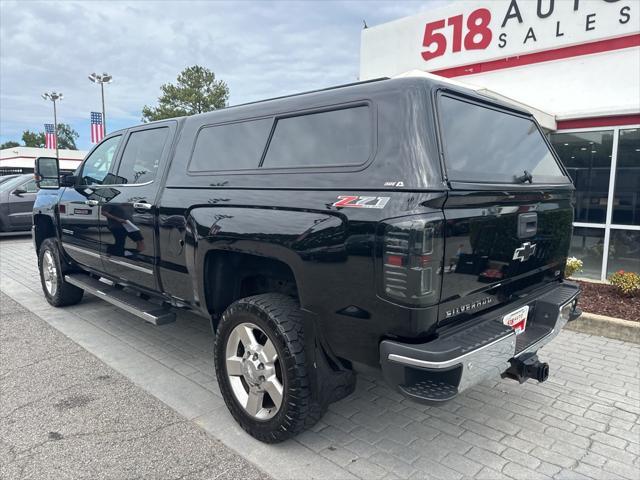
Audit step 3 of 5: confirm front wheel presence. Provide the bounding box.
[38,238,84,307]
[214,293,321,443]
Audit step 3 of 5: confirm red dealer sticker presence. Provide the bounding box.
[332,196,390,209]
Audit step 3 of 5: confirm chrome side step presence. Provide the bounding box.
[65,274,176,326]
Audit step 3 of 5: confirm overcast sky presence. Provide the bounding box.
[0,0,449,150]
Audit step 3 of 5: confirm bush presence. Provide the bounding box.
[608,270,640,296]
[565,257,583,278]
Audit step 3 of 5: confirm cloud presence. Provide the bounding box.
[0,0,449,149]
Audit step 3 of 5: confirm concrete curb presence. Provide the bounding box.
[565,311,640,344]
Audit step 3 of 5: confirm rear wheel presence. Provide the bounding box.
[214,293,321,443]
[38,238,84,307]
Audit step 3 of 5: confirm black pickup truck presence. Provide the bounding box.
[32,76,581,443]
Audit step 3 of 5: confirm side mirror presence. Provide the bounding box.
[35,156,60,189]
[12,188,27,196]
[60,174,77,187]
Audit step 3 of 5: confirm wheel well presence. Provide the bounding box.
[204,251,299,324]
[33,214,56,253]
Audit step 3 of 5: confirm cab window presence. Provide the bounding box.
[116,127,169,184]
[80,135,122,185]
[22,179,38,193]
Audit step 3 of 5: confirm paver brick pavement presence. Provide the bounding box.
[1,236,639,480]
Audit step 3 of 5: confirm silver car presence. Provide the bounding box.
[0,174,39,231]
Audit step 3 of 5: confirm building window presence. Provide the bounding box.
[607,228,640,276]
[569,226,605,280]
[550,130,614,224]
[612,128,640,226]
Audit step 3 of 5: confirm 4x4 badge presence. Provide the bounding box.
[513,242,537,262]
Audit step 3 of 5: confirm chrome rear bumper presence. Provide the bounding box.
[380,282,581,403]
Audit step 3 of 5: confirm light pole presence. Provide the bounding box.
[42,91,63,158]
[88,72,113,134]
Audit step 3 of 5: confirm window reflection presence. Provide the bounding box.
[607,229,640,275]
[613,128,640,226]
[551,131,613,224]
[569,226,605,280]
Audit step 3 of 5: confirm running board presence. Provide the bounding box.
[64,274,176,325]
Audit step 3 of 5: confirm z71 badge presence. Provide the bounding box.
[332,196,390,209]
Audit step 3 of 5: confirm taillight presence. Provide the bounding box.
[381,215,443,306]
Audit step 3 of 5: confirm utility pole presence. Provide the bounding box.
[42,91,63,158]
[88,72,113,134]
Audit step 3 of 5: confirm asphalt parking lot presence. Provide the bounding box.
[0,292,269,480]
[1,235,639,480]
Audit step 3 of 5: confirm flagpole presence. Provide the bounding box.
[101,83,106,135]
[89,73,112,136]
[42,91,63,158]
[53,98,59,158]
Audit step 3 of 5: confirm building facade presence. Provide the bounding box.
[360,0,640,280]
[0,147,86,175]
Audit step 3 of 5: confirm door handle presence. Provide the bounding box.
[133,202,153,210]
[84,200,99,206]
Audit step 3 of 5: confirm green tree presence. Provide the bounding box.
[0,140,20,149]
[21,124,79,150]
[142,65,229,122]
[22,130,45,148]
[56,123,79,150]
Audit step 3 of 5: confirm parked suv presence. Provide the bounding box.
[33,76,581,443]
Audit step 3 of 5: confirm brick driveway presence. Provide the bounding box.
[1,236,639,480]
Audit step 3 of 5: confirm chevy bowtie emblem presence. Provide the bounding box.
[513,242,536,262]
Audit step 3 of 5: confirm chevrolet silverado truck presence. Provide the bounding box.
[32,76,581,443]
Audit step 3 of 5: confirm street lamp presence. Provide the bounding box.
[42,91,63,158]
[88,72,113,134]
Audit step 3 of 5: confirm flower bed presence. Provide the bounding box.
[575,280,640,322]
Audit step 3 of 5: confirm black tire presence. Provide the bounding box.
[38,238,84,307]
[214,293,322,443]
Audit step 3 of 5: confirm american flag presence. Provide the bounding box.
[44,124,57,149]
[90,112,104,144]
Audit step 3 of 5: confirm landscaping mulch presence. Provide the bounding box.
[575,280,640,322]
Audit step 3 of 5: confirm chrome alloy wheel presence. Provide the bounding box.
[42,249,58,297]
[225,322,283,420]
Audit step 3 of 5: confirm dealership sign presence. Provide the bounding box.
[360,0,639,79]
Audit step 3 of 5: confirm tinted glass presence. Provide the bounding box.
[81,135,122,185]
[190,119,272,172]
[607,228,640,275]
[0,175,29,192]
[23,179,38,193]
[262,106,371,168]
[439,96,568,184]
[117,128,169,184]
[569,226,605,280]
[613,128,640,225]
[551,130,613,224]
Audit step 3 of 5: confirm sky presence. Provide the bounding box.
[0,0,449,150]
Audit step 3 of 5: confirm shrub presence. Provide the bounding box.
[565,257,583,278]
[608,270,640,296]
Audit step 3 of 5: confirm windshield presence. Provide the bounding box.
[438,95,570,185]
[0,175,30,192]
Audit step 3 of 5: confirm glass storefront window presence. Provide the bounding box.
[569,226,605,280]
[550,131,614,224]
[612,128,640,225]
[607,229,640,276]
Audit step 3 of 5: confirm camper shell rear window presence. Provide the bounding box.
[437,94,571,185]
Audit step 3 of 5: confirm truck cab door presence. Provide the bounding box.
[99,122,175,291]
[59,134,123,272]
